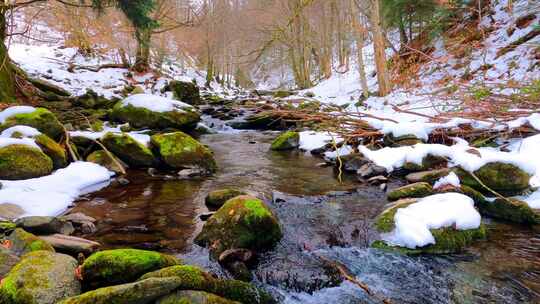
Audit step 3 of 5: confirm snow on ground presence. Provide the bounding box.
[0,106,37,123]
[70,124,151,147]
[0,162,113,218]
[298,131,342,151]
[433,172,461,190]
[0,137,40,149]
[1,126,41,138]
[121,93,193,112]
[382,193,481,249]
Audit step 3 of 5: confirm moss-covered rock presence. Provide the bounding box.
[101,132,156,168]
[140,265,275,304]
[387,182,433,201]
[383,134,422,147]
[205,189,247,208]
[151,132,216,173]
[0,221,16,233]
[0,247,19,278]
[156,290,240,304]
[405,168,451,184]
[110,100,200,131]
[7,228,55,256]
[195,195,282,258]
[270,131,299,151]
[0,250,80,304]
[373,198,487,254]
[168,80,201,105]
[34,134,67,169]
[403,154,447,172]
[1,108,64,140]
[273,90,294,98]
[455,163,531,194]
[86,150,124,174]
[58,278,181,304]
[476,198,540,225]
[0,144,53,180]
[81,248,180,288]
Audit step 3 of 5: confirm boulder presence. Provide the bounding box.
[81,248,180,288]
[0,204,25,221]
[405,168,451,184]
[168,80,201,105]
[58,278,181,304]
[476,198,540,225]
[73,89,118,109]
[38,234,100,256]
[0,221,16,233]
[387,182,433,201]
[110,94,200,131]
[0,247,19,278]
[86,150,125,174]
[151,132,217,173]
[34,134,68,169]
[0,145,53,180]
[101,133,156,168]
[455,162,531,194]
[270,131,299,151]
[0,251,80,304]
[156,291,240,304]
[383,134,422,147]
[273,90,294,98]
[15,216,73,235]
[357,162,387,179]
[0,108,64,140]
[205,189,246,208]
[402,154,447,172]
[7,228,55,256]
[195,195,282,257]
[338,153,368,173]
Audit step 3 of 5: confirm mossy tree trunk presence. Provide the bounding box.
[0,6,15,103]
[134,27,152,73]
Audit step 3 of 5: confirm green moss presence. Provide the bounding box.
[81,249,180,288]
[139,265,214,290]
[476,198,540,225]
[156,291,240,304]
[205,189,246,208]
[1,108,64,140]
[375,199,417,233]
[169,80,201,105]
[402,154,447,172]
[101,132,156,167]
[0,221,16,233]
[151,132,217,172]
[0,144,53,180]
[86,150,124,174]
[110,102,200,131]
[454,163,530,195]
[383,134,422,147]
[273,90,294,98]
[34,134,67,169]
[387,182,433,201]
[7,228,55,255]
[270,131,299,151]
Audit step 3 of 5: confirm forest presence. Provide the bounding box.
[0,0,539,303]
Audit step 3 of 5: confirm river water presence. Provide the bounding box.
[72,127,540,303]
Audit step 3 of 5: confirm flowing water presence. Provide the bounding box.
[72,123,540,303]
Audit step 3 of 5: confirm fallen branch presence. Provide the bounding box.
[67,63,129,73]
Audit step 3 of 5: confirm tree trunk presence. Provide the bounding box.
[0,7,15,103]
[351,0,369,98]
[133,27,152,73]
[370,0,391,96]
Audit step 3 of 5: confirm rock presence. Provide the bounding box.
[101,132,156,168]
[58,277,181,304]
[34,134,68,169]
[373,198,487,254]
[383,134,422,147]
[387,182,433,201]
[0,108,64,140]
[402,154,447,172]
[60,213,96,234]
[7,228,55,256]
[140,265,275,304]
[273,90,294,98]
[156,290,240,304]
[357,162,387,179]
[0,251,80,304]
[455,162,531,194]
[168,80,201,105]
[15,216,73,235]
[205,189,247,208]
[270,131,299,151]
[86,150,125,174]
[0,221,16,233]
[0,247,19,277]
[337,153,369,172]
[73,89,118,109]
[0,145,53,180]
[177,166,208,179]
[81,248,180,288]
[218,248,254,265]
[405,168,451,184]
[0,205,25,221]
[110,95,200,131]
[28,77,71,97]
[476,198,540,225]
[151,132,217,173]
[367,175,388,185]
[227,113,286,130]
[195,195,282,258]
[38,234,100,256]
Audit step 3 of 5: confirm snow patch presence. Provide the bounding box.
[1,126,41,138]
[299,131,341,151]
[0,106,36,123]
[0,137,40,150]
[121,94,193,113]
[433,172,461,189]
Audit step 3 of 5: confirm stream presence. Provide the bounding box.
[70,118,540,303]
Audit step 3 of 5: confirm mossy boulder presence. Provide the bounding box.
[1,108,64,140]
[86,150,124,174]
[455,162,530,195]
[195,195,282,258]
[405,168,451,184]
[101,132,156,168]
[58,277,182,304]
[270,131,300,151]
[168,80,201,105]
[156,290,240,304]
[383,134,422,147]
[205,189,247,208]
[140,265,275,304]
[0,145,53,180]
[151,132,217,173]
[0,250,80,304]
[81,248,180,288]
[387,182,433,201]
[0,247,19,278]
[373,198,487,254]
[110,99,200,131]
[273,90,294,98]
[403,154,447,172]
[476,198,540,225]
[0,221,16,233]
[7,228,55,256]
[34,134,67,169]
